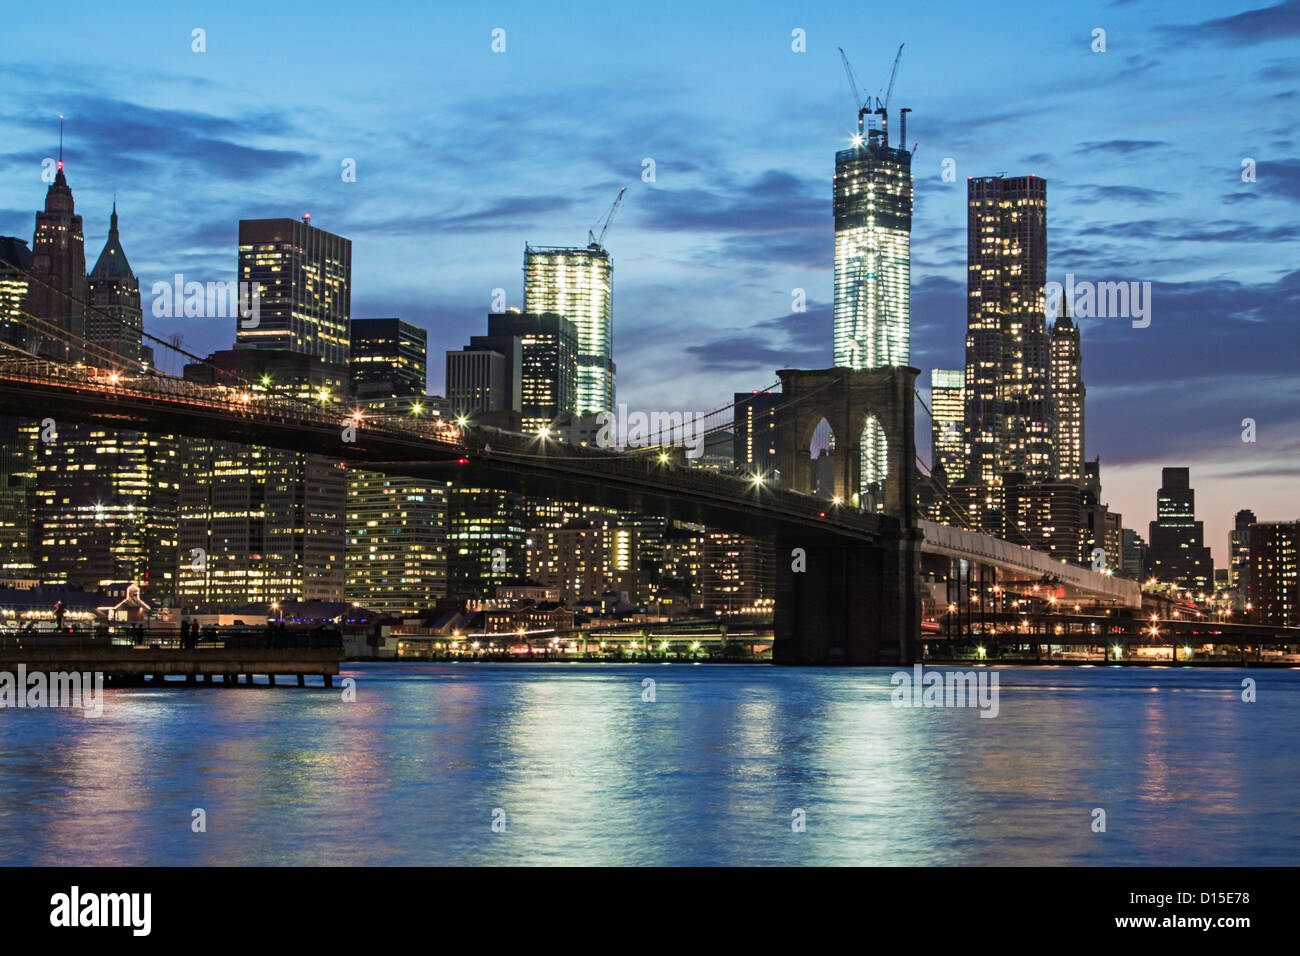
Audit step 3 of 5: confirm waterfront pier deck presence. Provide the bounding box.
[0,630,344,687]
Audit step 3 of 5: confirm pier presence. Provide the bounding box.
[0,629,344,687]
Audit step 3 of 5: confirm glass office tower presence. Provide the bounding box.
[523,244,614,417]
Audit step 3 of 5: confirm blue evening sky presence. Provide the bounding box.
[2,0,1297,560]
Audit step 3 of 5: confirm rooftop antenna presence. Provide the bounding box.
[58,114,64,172]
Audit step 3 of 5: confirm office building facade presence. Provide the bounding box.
[523,244,614,417]
[964,175,1051,486]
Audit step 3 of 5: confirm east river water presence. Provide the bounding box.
[1,663,1295,865]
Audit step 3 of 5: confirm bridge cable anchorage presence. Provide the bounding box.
[0,261,352,422]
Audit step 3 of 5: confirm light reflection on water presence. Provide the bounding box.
[1,664,1295,865]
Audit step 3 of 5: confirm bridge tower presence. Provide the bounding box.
[772,366,922,665]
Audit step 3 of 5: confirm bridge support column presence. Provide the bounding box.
[773,527,922,665]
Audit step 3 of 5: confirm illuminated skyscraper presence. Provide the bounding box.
[929,369,964,484]
[523,244,614,416]
[346,465,447,614]
[1050,300,1084,481]
[833,113,912,498]
[350,317,426,398]
[733,391,781,479]
[87,203,149,366]
[1248,520,1298,626]
[1228,508,1256,591]
[964,174,1051,486]
[488,311,577,433]
[1146,467,1213,592]
[237,218,351,366]
[26,163,87,363]
[0,240,35,577]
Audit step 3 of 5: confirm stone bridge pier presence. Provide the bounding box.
[771,366,922,665]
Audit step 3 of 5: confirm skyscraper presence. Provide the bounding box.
[87,203,148,366]
[1146,467,1214,592]
[0,240,35,580]
[1247,520,1298,626]
[346,467,447,614]
[350,317,426,398]
[964,175,1051,486]
[26,163,87,363]
[236,218,351,366]
[1229,508,1256,591]
[1050,300,1084,481]
[487,311,577,433]
[446,339,518,419]
[0,237,32,352]
[179,216,353,611]
[833,112,912,500]
[929,369,964,484]
[49,207,176,600]
[733,390,782,480]
[523,244,614,417]
[833,117,913,372]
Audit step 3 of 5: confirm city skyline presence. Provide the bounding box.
[0,0,1297,563]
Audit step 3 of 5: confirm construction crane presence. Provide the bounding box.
[878,43,904,113]
[838,47,864,116]
[588,187,626,250]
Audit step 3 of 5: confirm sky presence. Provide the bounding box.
[1,0,1297,566]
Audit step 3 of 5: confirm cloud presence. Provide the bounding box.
[1157,1,1300,48]
[1074,140,1168,156]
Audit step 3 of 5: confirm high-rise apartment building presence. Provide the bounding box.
[1248,520,1298,626]
[964,175,1051,486]
[236,218,351,366]
[523,243,614,417]
[929,369,964,484]
[1146,467,1214,593]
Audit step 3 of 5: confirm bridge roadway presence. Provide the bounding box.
[0,358,893,546]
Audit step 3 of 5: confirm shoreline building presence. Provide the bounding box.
[524,243,614,417]
[833,108,913,500]
[964,174,1051,487]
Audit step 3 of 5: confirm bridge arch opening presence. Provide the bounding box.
[859,414,888,512]
[808,417,838,500]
